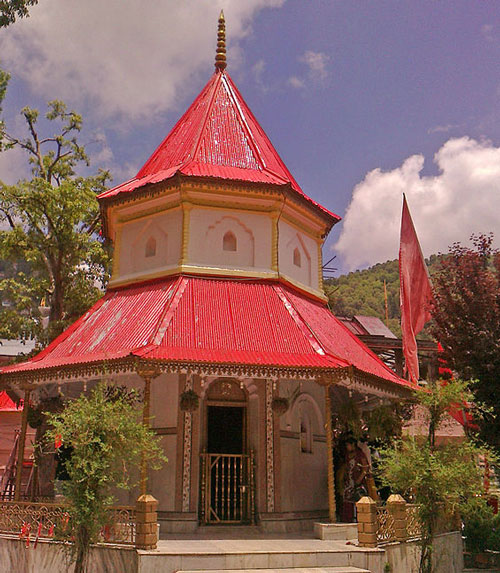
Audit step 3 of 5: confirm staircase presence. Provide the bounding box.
[0,431,33,500]
[138,529,386,573]
[178,567,370,573]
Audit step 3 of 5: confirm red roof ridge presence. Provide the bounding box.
[150,276,188,347]
[99,70,340,225]
[273,284,350,366]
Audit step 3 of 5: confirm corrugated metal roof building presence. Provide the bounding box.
[1,14,415,531]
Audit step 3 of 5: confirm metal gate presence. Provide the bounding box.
[200,452,255,524]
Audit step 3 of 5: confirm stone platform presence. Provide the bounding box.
[138,535,385,573]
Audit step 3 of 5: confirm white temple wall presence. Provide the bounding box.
[115,209,182,280]
[277,220,319,291]
[187,207,272,272]
[100,371,179,512]
[278,379,327,513]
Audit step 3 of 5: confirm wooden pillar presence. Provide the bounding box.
[14,387,32,501]
[137,365,160,497]
[324,384,336,523]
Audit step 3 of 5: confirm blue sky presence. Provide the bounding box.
[1,0,499,273]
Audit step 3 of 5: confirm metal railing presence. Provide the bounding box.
[200,451,255,524]
[0,501,136,545]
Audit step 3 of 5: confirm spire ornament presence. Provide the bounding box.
[215,10,227,72]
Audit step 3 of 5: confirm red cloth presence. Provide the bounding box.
[399,195,433,383]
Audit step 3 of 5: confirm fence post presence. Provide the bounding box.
[135,494,158,550]
[387,493,407,542]
[356,496,378,548]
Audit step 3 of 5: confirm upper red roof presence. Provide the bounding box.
[1,276,411,391]
[98,71,339,224]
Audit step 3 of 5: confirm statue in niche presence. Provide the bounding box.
[337,436,370,522]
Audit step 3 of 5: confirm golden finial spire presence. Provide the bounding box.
[215,10,227,72]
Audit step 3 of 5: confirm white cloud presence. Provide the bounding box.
[287,75,305,89]
[299,50,329,80]
[0,0,284,124]
[481,24,495,43]
[252,59,267,91]
[334,137,500,270]
[427,123,458,134]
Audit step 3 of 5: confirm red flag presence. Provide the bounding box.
[399,194,433,383]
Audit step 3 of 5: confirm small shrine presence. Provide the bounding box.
[0,13,414,533]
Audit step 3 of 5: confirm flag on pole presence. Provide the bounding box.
[399,194,433,383]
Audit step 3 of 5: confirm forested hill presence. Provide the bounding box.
[324,255,441,338]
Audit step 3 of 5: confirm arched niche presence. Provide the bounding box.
[287,392,324,439]
[130,220,168,273]
[223,231,237,252]
[145,236,157,258]
[293,247,301,267]
[286,233,311,285]
[204,215,255,268]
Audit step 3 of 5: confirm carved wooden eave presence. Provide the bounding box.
[0,357,414,402]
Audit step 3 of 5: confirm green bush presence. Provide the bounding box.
[462,498,495,553]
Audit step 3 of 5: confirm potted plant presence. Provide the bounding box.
[271,396,289,416]
[180,389,199,412]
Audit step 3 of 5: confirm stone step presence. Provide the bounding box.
[179,568,371,573]
[142,539,385,573]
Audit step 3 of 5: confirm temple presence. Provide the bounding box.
[0,13,415,534]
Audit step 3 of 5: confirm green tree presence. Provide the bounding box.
[45,383,166,573]
[378,379,492,573]
[429,234,500,451]
[0,72,111,344]
[0,0,39,27]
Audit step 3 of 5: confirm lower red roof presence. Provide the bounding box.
[0,277,411,389]
[0,391,20,411]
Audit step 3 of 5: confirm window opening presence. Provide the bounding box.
[223,231,237,252]
[145,236,157,258]
[293,247,301,267]
[300,415,312,453]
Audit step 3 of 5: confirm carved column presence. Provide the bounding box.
[137,364,160,497]
[181,374,193,512]
[265,379,275,512]
[324,384,336,522]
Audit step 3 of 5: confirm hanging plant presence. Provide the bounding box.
[27,405,43,429]
[179,389,199,412]
[272,396,289,416]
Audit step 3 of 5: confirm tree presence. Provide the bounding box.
[429,234,500,450]
[0,0,39,27]
[0,73,111,344]
[45,383,166,573]
[378,379,493,573]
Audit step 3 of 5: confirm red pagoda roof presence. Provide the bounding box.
[0,276,411,390]
[98,71,339,225]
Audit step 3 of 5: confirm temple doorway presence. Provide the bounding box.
[200,380,252,524]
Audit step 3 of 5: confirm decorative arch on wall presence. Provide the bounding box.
[204,377,247,403]
[288,392,324,435]
[286,233,311,285]
[204,215,255,267]
[130,219,168,272]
